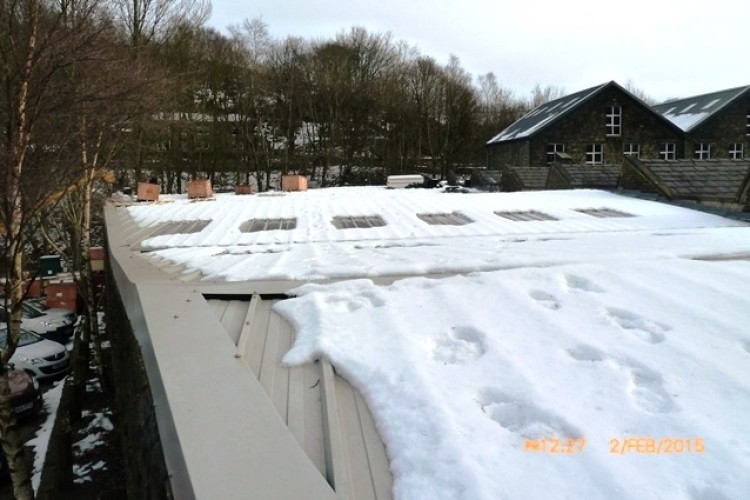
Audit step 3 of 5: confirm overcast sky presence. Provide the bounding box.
[208,0,748,103]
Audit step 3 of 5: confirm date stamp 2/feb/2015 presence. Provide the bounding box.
[610,437,705,455]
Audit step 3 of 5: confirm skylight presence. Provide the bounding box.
[239,218,297,233]
[494,210,558,222]
[331,215,386,229]
[575,208,633,218]
[417,212,474,226]
[149,220,211,236]
[702,99,720,110]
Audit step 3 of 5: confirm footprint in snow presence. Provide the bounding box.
[432,326,486,365]
[563,274,605,293]
[566,346,675,414]
[566,343,605,362]
[604,307,670,344]
[529,290,560,310]
[477,388,582,440]
[625,363,675,414]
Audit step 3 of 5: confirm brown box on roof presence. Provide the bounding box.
[137,182,160,201]
[234,184,252,195]
[187,179,213,199]
[281,175,308,192]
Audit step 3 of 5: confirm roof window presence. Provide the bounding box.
[331,215,386,229]
[575,208,633,218]
[149,220,211,236]
[239,218,297,233]
[494,210,558,222]
[417,212,474,226]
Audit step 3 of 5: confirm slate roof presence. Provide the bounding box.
[554,164,622,189]
[471,170,503,186]
[625,158,750,202]
[503,167,550,190]
[652,86,750,132]
[487,83,608,144]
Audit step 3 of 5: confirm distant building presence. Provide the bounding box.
[487,81,685,169]
[652,86,750,160]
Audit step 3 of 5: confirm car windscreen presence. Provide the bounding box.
[21,303,44,319]
[0,330,41,348]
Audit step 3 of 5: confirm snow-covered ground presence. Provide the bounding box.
[128,187,750,499]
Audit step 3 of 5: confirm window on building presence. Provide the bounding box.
[546,143,565,164]
[747,111,750,135]
[606,106,622,136]
[694,143,711,159]
[585,144,603,164]
[659,142,676,160]
[623,143,640,158]
[729,143,745,159]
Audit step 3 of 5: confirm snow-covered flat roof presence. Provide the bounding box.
[112,187,750,499]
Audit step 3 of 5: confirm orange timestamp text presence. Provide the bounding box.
[610,437,705,455]
[524,437,586,454]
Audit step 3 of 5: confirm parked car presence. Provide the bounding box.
[0,299,76,345]
[7,368,42,418]
[0,326,70,380]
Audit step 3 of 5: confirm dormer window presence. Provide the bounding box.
[606,106,621,136]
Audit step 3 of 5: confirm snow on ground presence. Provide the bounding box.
[28,378,65,494]
[126,187,750,499]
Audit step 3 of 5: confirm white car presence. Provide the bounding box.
[0,327,70,380]
[0,300,77,344]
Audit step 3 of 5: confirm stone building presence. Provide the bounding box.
[486,81,685,169]
[652,86,750,160]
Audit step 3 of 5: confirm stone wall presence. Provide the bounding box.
[106,265,172,500]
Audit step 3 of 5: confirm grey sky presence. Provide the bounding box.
[208,0,749,103]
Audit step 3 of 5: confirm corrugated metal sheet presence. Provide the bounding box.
[210,296,394,499]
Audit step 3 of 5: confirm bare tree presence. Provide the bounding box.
[114,0,211,47]
[528,83,566,108]
[0,0,115,496]
[625,78,657,106]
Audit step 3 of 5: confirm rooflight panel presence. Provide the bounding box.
[331,215,386,229]
[239,218,297,233]
[575,208,633,218]
[494,210,558,222]
[417,212,474,226]
[149,220,211,236]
